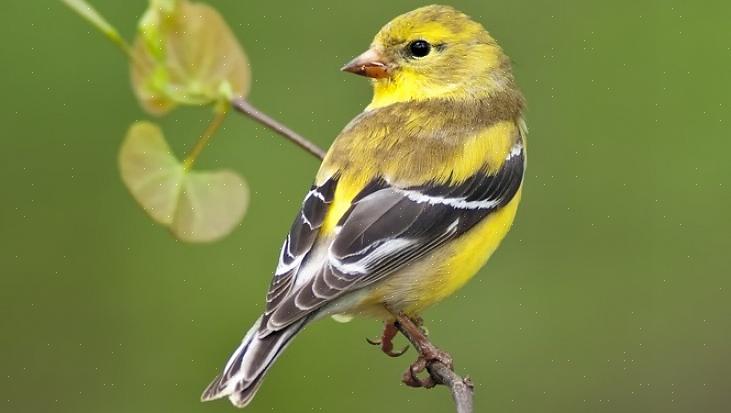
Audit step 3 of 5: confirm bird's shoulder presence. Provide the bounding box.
[318,89,525,187]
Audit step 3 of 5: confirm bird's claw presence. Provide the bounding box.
[367,322,409,357]
[385,344,410,357]
[365,336,381,346]
[402,356,436,388]
[400,324,454,388]
[423,347,454,370]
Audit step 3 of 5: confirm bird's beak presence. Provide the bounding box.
[340,48,389,79]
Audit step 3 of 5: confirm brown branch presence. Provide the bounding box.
[230,98,473,412]
[394,314,474,413]
[230,97,326,160]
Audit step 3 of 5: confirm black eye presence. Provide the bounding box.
[408,40,431,58]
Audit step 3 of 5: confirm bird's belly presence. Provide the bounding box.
[349,190,522,318]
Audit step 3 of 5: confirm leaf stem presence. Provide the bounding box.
[183,106,229,171]
[230,98,326,161]
[61,0,135,58]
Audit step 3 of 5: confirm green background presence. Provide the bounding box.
[3,1,730,412]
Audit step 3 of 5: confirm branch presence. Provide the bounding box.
[231,97,473,412]
[61,0,133,57]
[230,97,326,160]
[183,106,228,170]
[427,362,474,413]
[394,314,474,413]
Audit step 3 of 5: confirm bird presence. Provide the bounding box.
[202,4,526,408]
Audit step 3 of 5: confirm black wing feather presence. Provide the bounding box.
[263,177,337,318]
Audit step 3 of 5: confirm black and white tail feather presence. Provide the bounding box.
[200,179,339,408]
[201,316,310,407]
[201,133,525,407]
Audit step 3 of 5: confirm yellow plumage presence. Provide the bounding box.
[203,5,526,407]
[360,189,522,317]
[316,6,525,317]
[319,118,523,316]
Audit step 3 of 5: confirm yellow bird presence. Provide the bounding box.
[203,4,526,407]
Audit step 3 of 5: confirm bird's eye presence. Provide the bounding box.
[408,40,431,58]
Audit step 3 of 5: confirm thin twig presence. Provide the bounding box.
[394,314,475,413]
[230,97,326,160]
[183,106,229,170]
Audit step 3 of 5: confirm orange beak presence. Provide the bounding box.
[340,48,389,79]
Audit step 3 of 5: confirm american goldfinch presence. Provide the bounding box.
[202,4,525,407]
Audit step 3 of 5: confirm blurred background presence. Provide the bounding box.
[2,0,730,412]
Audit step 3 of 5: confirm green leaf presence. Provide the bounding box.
[119,121,249,242]
[137,0,178,61]
[172,170,248,242]
[119,121,184,224]
[131,0,251,115]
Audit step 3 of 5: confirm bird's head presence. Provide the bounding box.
[341,5,513,109]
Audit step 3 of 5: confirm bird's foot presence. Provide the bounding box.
[410,316,430,337]
[392,313,453,388]
[366,321,409,357]
[401,346,454,388]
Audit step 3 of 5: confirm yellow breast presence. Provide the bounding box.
[358,188,522,317]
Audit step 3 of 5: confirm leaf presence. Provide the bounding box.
[130,0,251,115]
[119,121,249,242]
[172,170,248,242]
[119,121,184,224]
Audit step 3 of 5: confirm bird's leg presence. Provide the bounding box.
[393,313,454,388]
[366,321,409,357]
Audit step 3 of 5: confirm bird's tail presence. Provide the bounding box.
[201,315,308,408]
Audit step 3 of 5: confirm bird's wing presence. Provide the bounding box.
[260,137,525,334]
[263,177,338,317]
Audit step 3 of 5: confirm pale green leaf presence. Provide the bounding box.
[131,0,251,115]
[119,121,248,242]
[119,121,184,225]
[171,170,248,242]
